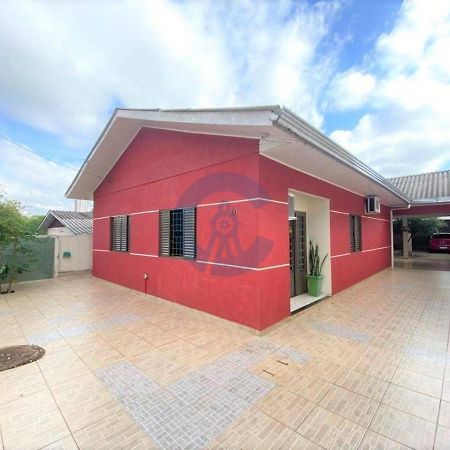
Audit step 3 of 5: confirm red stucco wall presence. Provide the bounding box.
[92,127,393,330]
[256,156,392,326]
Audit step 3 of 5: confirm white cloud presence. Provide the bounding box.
[0,137,77,214]
[326,70,376,111]
[0,0,342,148]
[0,0,345,211]
[329,0,450,177]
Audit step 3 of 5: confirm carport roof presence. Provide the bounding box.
[388,169,450,203]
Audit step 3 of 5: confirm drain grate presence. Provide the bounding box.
[0,345,45,372]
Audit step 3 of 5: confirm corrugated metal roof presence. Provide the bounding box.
[39,210,93,234]
[388,169,450,202]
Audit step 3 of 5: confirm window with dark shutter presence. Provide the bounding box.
[160,207,196,258]
[349,215,362,252]
[111,215,129,252]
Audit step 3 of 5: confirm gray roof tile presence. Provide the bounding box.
[388,170,450,202]
[39,210,93,234]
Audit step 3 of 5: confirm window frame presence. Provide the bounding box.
[349,214,362,253]
[110,215,130,252]
[159,207,196,259]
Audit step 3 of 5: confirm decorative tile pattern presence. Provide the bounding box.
[27,314,140,346]
[314,322,370,343]
[98,353,274,449]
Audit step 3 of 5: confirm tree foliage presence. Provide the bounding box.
[393,217,445,237]
[0,189,37,293]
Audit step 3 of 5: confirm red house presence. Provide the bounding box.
[67,106,412,331]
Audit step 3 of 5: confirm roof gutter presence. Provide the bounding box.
[270,106,411,206]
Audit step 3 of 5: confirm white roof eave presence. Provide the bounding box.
[65,105,411,206]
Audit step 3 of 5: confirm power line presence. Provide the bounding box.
[0,133,102,179]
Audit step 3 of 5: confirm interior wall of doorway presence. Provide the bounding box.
[289,189,332,296]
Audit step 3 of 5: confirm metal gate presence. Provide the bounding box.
[1,236,55,282]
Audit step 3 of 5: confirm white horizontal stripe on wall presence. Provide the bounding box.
[94,198,286,220]
[330,210,349,216]
[129,252,158,257]
[93,216,110,221]
[330,209,390,222]
[362,245,391,253]
[197,197,288,208]
[331,252,351,258]
[129,210,159,216]
[196,260,289,271]
[93,249,110,252]
[331,245,391,258]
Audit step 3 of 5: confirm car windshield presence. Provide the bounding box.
[432,233,450,239]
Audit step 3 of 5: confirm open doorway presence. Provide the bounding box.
[288,190,331,312]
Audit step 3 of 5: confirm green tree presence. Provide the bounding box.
[23,215,45,235]
[0,189,36,293]
[393,217,445,237]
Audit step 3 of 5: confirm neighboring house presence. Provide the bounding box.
[66,106,448,331]
[39,210,93,274]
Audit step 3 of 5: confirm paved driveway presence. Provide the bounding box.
[0,269,449,449]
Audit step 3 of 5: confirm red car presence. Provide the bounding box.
[429,233,450,252]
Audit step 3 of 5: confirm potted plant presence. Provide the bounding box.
[306,241,328,297]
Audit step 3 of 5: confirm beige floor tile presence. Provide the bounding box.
[302,358,346,383]
[319,385,379,427]
[286,370,333,403]
[73,411,156,450]
[38,348,91,387]
[250,357,301,387]
[0,390,70,450]
[398,356,445,380]
[335,368,388,402]
[297,406,366,449]
[131,348,189,386]
[439,400,450,428]
[258,387,315,430]
[210,409,293,449]
[139,327,181,347]
[382,384,440,422]
[358,430,410,449]
[391,367,443,398]
[280,432,322,449]
[51,371,121,432]
[40,435,79,450]
[370,404,436,449]
[0,362,48,405]
[443,380,450,402]
[435,425,450,450]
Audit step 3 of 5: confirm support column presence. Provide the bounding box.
[402,217,409,259]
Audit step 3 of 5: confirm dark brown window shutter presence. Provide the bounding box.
[182,207,196,259]
[159,210,170,256]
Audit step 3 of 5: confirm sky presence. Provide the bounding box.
[1,0,450,214]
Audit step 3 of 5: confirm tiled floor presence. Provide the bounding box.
[0,268,449,449]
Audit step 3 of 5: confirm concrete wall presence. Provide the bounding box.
[56,234,92,273]
[48,226,73,236]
